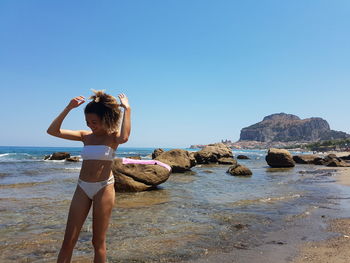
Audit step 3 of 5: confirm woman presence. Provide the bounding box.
[47,90,131,263]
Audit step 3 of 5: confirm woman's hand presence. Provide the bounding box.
[66,96,85,110]
[118,93,130,109]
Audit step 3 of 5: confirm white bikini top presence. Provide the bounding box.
[81,145,115,161]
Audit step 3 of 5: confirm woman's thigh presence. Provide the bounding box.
[92,184,115,241]
[62,186,92,244]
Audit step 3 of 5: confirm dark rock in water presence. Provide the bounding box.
[126,156,141,160]
[218,157,237,165]
[326,154,337,159]
[266,148,295,168]
[152,148,164,159]
[313,157,326,165]
[155,149,196,172]
[112,158,171,192]
[194,143,233,164]
[202,170,214,173]
[293,155,319,164]
[340,154,350,160]
[239,113,350,142]
[237,155,250,160]
[326,158,350,167]
[66,156,80,162]
[227,164,252,176]
[49,152,70,160]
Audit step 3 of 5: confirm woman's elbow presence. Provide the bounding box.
[47,128,58,136]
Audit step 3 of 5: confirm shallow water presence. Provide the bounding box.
[0,147,349,262]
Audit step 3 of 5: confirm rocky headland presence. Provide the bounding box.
[190,113,350,150]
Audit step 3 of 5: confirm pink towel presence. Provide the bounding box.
[122,158,172,171]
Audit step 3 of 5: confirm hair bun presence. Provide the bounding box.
[89,89,105,103]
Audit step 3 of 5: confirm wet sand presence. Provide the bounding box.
[292,167,350,263]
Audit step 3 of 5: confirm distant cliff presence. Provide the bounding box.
[239,113,349,142]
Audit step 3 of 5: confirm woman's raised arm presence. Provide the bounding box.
[47,96,87,141]
[116,93,131,144]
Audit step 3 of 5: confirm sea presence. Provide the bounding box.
[1,146,350,263]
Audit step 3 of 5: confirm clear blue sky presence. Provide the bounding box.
[1,0,349,148]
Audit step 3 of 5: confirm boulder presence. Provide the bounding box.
[237,155,250,160]
[266,148,295,168]
[227,164,252,176]
[293,155,319,164]
[194,143,233,164]
[152,148,164,159]
[155,149,196,172]
[49,152,70,160]
[326,158,350,167]
[66,156,80,162]
[218,157,237,165]
[313,157,326,165]
[112,158,171,192]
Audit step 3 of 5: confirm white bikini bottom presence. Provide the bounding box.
[78,176,115,200]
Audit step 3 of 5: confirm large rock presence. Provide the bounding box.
[194,143,233,164]
[266,148,295,168]
[48,152,70,160]
[155,149,196,172]
[112,158,171,192]
[293,155,319,164]
[227,164,252,176]
[152,148,164,159]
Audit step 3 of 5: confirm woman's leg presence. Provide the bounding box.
[57,186,92,263]
[92,184,115,263]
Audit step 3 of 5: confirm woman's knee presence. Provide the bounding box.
[92,237,106,250]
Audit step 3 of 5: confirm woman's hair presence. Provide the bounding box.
[84,90,122,134]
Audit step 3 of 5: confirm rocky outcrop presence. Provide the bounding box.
[237,155,250,160]
[112,158,171,192]
[293,155,319,164]
[154,149,196,172]
[266,148,295,168]
[239,113,349,142]
[227,164,252,176]
[44,152,71,160]
[194,143,234,164]
[294,154,350,167]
